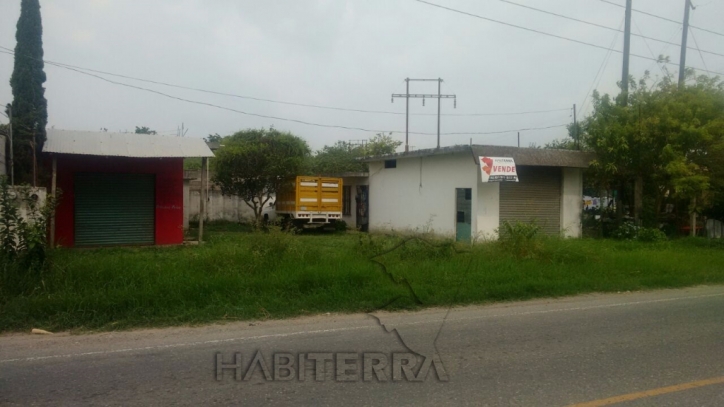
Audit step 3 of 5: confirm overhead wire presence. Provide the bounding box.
[689,27,710,73]
[498,0,724,59]
[0,49,566,137]
[413,0,724,77]
[579,17,623,116]
[598,0,724,38]
[0,45,569,118]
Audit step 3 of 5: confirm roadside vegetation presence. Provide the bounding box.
[2,221,724,333]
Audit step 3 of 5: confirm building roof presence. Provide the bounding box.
[43,129,215,158]
[362,144,594,168]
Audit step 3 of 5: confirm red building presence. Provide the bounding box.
[43,129,214,247]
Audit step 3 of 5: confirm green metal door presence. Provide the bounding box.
[456,188,472,242]
[74,173,155,246]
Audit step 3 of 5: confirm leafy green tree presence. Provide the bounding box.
[364,133,402,157]
[134,126,156,135]
[580,72,724,230]
[10,0,47,185]
[311,133,401,174]
[213,128,311,225]
[205,133,223,143]
[312,141,366,174]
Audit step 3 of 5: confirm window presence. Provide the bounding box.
[384,159,397,169]
[343,185,352,216]
[464,188,472,200]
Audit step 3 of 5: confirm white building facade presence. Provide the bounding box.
[365,145,593,240]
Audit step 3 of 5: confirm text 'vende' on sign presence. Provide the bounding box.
[479,157,519,183]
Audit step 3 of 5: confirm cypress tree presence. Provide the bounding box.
[10,0,47,185]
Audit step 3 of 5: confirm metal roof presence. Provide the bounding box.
[43,129,215,158]
[361,144,594,168]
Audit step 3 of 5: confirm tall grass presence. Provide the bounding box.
[2,226,724,333]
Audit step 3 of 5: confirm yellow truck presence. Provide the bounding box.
[276,176,343,228]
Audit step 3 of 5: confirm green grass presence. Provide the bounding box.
[2,227,724,333]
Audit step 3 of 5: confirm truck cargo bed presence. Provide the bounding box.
[276,176,343,224]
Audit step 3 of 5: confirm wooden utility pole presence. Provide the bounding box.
[620,0,633,105]
[678,0,692,87]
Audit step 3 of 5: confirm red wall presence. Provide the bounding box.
[53,155,184,247]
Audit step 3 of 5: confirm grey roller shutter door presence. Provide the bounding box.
[499,166,561,235]
[75,173,155,246]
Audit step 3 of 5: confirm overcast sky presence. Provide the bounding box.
[1,0,723,151]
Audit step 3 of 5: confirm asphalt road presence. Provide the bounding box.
[2,286,724,406]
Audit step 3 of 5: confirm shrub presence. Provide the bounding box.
[611,222,639,240]
[498,220,542,259]
[0,178,58,296]
[637,227,667,242]
[612,222,667,242]
[334,220,348,232]
[248,225,300,266]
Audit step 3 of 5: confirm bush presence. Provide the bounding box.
[334,220,348,232]
[248,226,297,265]
[612,222,666,242]
[498,220,542,259]
[611,222,639,240]
[0,178,58,296]
[637,227,667,242]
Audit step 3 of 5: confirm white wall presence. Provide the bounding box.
[476,182,500,240]
[561,167,583,238]
[183,181,256,228]
[368,153,478,237]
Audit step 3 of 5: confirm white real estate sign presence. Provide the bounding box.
[478,156,519,182]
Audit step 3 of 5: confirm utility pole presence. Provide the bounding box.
[517,132,520,148]
[392,78,456,152]
[573,104,579,150]
[621,0,633,106]
[405,78,410,152]
[678,0,692,88]
[436,78,442,149]
[7,104,13,185]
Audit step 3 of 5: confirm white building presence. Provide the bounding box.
[363,145,593,240]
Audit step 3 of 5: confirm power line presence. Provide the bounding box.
[689,27,709,72]
[498,0,724,59]
[0,50,565,137]
[413,0,724,76]
[633,18,667,78]
[0,45,569,118]
[598,0,724,38]
[437,124,566,136]
[579,18,624,116]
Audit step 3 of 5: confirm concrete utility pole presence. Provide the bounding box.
[678,0,693,88]
[392,78,456,152]
[620,0,633,106]
[405,78,410,152]
[573,104,579,150]
[199,157,207,243]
